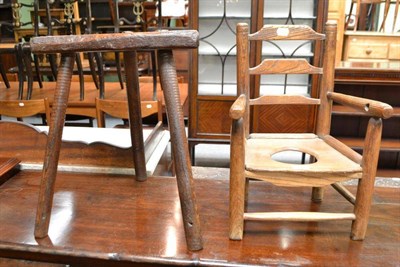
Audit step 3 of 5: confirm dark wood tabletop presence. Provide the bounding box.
[0,170,398,266]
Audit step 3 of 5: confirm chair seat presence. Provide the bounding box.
[245,133,363,186]
[0,43,16,52]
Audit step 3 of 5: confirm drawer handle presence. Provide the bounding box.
[365,48,373,55]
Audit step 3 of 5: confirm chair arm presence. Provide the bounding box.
[230,94,247,120]
[327,92,393,119]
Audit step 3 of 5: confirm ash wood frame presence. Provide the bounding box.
[188,0,329,163]
[228,21,393,241]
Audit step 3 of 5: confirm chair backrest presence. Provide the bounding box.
[95,97,162,127]
[111,0,148,33]
[45,0,82,35]
[0,98,51,124]
[348,0,396,32]
[237,22,337,137]
[7,0,39,41]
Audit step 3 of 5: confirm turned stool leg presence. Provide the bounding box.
[35,53,75,238]
[158,49,203,251]
[124,51,147,182]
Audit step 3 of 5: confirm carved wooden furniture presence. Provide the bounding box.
[346,0,399,32]
[188,0,328,163]
[228,22,394,241]
[0,166,400,266]
[28,30,202,251]
[95,97,162,127]
[342,0,400,62]
[102,0,158,99]
[43,0,101,100]
[0,157,20,185]
[0,0,43,98]
[0,98,50,124]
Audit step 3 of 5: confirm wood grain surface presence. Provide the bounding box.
[0,170,398,266]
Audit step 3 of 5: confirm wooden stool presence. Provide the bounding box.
[28,30,203,251]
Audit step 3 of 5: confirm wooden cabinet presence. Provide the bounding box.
[333,61,400,177]
[188,0,328,160]
[343,32,400,61]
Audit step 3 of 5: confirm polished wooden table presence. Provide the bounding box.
[0,169,399,266]
[27,30,202,251]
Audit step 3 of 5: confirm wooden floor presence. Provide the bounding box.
[0,81,188,118]
[0,168,399,266]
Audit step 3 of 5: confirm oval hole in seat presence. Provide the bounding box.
[271,150,317,165]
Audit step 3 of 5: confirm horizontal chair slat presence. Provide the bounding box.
[30,31,199,53]
[249,24,325,40]
[250,95,320,106]
[244,212,356,221]
[249,59,322,75]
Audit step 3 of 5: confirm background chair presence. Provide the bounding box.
[346,0,399,32]
[0,98,51,125]
[102,0,158,99]
[229,22,393,241]
[0,0,43,99]
[95,97,162,128]
[42,0,102,100]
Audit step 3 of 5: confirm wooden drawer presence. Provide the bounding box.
[343,32,400,61]
[388,43,400,60]
[347,42,388,60]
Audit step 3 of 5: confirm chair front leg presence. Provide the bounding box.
[351,117,382,240]
[33,54,43,88]
[87,52,100,90]
[229,118,246,240]
[0,58,11,88]
[115,52,124,89]
[75,53,84,100]
[94,52,105,99]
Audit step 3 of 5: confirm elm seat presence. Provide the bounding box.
[246,134,363,185]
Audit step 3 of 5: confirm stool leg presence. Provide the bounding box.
[158,49,203,251]
[34,53,75,238]
[123,51,147,181]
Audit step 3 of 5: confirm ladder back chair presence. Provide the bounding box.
[229,22,394,241]
[107,0,158,99]
[0,98,51,125]
[43,0,101,100]
[95,97,162,128]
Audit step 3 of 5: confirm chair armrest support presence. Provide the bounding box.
[327,92,393,119]
[230,94,247,120]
